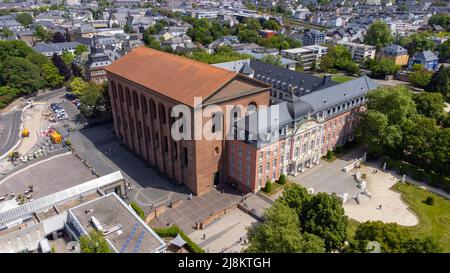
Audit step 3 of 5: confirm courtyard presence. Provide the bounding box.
[343,163,419,226]
[189,208,258,253]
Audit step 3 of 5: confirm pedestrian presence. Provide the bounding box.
[379,204,382,209]
[203,234,206,240]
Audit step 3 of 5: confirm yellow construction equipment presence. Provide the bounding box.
[22,128,29,137]
[50,131,62,144]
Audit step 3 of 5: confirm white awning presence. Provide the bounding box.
[170,234,187,248]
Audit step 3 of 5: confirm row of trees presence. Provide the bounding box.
[356,86,449,178]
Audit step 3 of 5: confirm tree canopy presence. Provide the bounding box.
[15,12,33,28]
[351,221,441,253]
[363,20,394,50]
[245,201,325,253]
[79,230,111,253]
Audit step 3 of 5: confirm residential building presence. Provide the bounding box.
[32,42,81,57]
[379,44,409,66]
[407,50,439,71]
[338,41,376,63]
[302,30,325,46]
[281,45,328,71]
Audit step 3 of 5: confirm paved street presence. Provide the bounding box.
[68,123,190,212]
[0,111,22,158]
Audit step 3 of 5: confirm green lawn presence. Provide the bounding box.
[347,183,450,252]
[393,183,450,252]
[332,75,355,83]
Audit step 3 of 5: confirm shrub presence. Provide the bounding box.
[130,202,145,220]
[153,225,205,253]
[326,150,334,160]
[64,139,72,146]
[424,196,435,206]
[411,169,425,181]
[278,174,286,185]
[264,180,273,193]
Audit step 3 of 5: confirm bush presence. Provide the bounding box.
[64,139,71,146]
[326,150,334,160]
[424,196,435,206]
[153,225,205,253]
[264,180,273,193]
[278,174,286,185]
[130,202,145,220]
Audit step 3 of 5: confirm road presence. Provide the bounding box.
[0,88,66,158]
[0,110,22,157]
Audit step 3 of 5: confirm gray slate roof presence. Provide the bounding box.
[300,75,378,112]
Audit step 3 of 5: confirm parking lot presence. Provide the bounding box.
[0,153,96,202]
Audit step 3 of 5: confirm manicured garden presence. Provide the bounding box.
[347,182,450,252]
[393,182,450,252]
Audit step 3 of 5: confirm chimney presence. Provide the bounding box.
[322,75,332,85]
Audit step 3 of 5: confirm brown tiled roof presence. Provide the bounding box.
[105,46,237,107]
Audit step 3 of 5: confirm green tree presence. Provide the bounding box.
[363,20,394,50]
[277,183,310,217]
[237,29,259,43]
[62,51,75,66]
[79,230,111,253]
[260,54,282,66]
[366,58,400,78]
[352,221,441,253]
[68,77,89,96]
[15,13,33,28]
[353,221,410,253]
[396,33,435,56]
[302,193,348,251]
[0,40,33,61]
[408,64,433,88]
[0,27,13,38]
[437,39,450,62]
[425,66,450,97]
[42,63,64,88]
[34,25,52,42]
[320,45,359,75]
[366,86,416,125]
[428,13,450,30]
[0,56,43,94]
[413,92,445,120]
[263,19,281,31]
[74,44,88,56]
[245,202,325,253]
[0,86,19,109]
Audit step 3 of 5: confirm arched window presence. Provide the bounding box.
[118,84,124,102]
[132,91,139,110]
[141,95,148,114]
[149,99,156,119]
[125,88,131,106]
[246,102,257,115]
[212,112,216,133]
[159,103,166,124]
[111,81,117,98]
